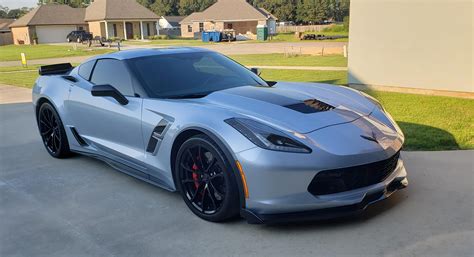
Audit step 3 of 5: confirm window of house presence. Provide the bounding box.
[226,23,233,29]
[146,23,150,37]
[187,25,192,33]
[90,59,134,96]
[199,23,204,32]
[112,24,117,37]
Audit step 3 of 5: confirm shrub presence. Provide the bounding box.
[149,35,170,40]
[343,16,350,31]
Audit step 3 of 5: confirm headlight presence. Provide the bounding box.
[225,118,312,153]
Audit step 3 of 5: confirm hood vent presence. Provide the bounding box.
[284,99,335,114]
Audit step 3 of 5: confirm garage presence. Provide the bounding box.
[35,25,77,44]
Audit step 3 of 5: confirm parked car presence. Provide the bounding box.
[33,48,408,224]
[66,31,93,43]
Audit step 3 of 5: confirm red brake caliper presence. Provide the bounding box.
[192,163,200,189]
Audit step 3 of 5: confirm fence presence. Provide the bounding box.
[276,25,333,33]
[0,32,13,45]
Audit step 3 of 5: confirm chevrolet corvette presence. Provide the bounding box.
[33,48,408,224]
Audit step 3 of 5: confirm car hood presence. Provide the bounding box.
[201,82,376,134]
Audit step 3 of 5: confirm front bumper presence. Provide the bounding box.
[241,176,408,224]
[236,146,408,224]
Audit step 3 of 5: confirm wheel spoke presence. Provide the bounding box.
[200,184,207,212]
[190,183,203,202]
[197,145,206,171]
[206,186,217,210]
[208,180,224,199]
[204,158,217,173]
[187,149,197,166]
[180,163,202,174]
[46,134,53,149]
[40,120,51,130]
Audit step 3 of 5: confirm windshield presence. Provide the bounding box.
[127,52,268,98]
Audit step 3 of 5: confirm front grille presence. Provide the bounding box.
[308,151,400,195]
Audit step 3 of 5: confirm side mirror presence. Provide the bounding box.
[91,84,129,105]
[250,67,261,76]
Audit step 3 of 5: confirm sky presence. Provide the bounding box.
[1,0,38,9]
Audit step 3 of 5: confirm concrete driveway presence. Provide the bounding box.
[1,102,473,257]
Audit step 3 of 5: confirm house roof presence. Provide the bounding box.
[0,19,14,32]
[161,16,185,27]
[9,5,86,28]
[85,0,159,21]
[180,0,277,24]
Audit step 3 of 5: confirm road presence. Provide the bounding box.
[0,102,473,257]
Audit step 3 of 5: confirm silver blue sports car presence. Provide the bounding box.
[33,48,408,224]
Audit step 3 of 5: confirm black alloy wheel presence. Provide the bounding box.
[176,134,240,222]
[37,103,71,158]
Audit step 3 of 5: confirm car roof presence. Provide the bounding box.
[87,47,212,61]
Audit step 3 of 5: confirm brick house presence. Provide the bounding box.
[10,0,160,45]
[180,0,277,38]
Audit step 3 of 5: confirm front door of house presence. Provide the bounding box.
[126,22,133,39]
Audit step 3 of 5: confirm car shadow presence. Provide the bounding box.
[396,121,460,150]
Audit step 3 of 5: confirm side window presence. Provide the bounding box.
[187,25,192,32]
[90,59,134,96]
[78,60,95,80]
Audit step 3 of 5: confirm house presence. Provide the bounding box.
[0,19,14,45]
[348,0,473,95]
[159,16,185,29]
[9,0,160,45]
[180,0,277,38]
[9,5,87,44]
[85,0,159,40]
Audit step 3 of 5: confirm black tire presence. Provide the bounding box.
[175,134,240,222]
[37,102,71,158]
[77,38,81,43]
[67,38,71,43]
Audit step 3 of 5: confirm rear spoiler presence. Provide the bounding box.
[38,63,73,76]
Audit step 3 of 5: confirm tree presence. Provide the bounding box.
[37,0,91,8]
[327,0,349,22]
[296,0,329,24]
[178,0,215,15]
[250,0,297,22]
[0,5,9,18]
[136,0,154,8]
[149,0,178,16]
[6,7,31,19]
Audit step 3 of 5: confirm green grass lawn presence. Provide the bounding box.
[0,45,113,62]
[367,91,474,151]
[1,66,472,151]
[229,54,347,67]
[0,64,76,88]
[261,69,348,84]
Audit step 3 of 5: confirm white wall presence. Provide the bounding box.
[348,0,473,93]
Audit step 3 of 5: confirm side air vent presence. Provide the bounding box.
[146,119,170,153]
[70,127,88,146]
[284,99,335,114]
